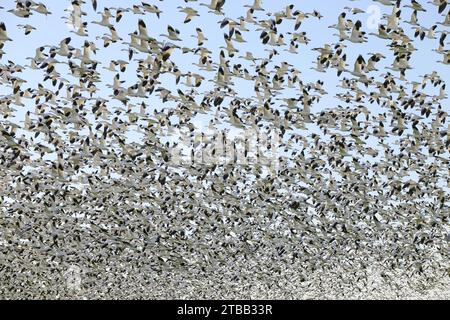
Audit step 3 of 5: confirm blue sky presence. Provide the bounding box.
[1,1,447,101]
[1,0,448,109]
[0,0,449,177]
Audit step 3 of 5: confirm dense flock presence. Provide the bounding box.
[0,0,449,299]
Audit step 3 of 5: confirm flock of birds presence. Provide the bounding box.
[0,0,449,299]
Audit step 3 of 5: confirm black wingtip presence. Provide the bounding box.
[438,1,447,14]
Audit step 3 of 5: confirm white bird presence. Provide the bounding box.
[92,8,113,27]
[244,0,264,11]
[160,26,182,41]
[178,6,200,23]
[0,23,12,42]
[17,24,37,35]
